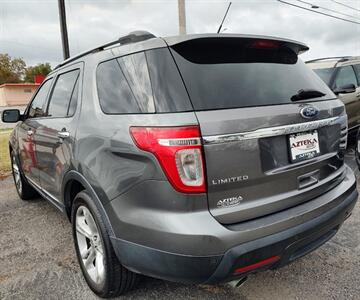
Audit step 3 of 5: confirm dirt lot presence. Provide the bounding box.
[0,148,359,300]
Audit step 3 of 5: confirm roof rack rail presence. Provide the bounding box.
[305,56,352,64]
[55,30,156,70]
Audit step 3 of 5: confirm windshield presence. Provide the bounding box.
[313,68,335,86]
[171,38,334,111]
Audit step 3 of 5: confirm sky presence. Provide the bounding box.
[0,0,359,67]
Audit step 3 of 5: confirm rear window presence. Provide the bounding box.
[313,68,334,86]
[171,38,334,111]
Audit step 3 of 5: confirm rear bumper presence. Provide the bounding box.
[206,185,357,283]
[109,166,358,284]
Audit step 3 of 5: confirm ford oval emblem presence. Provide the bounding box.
[300,106,319,119]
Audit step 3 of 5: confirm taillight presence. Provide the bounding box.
[130,126,206,193]
[249,39,280,49]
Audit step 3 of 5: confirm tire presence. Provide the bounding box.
[10,151,38,200]
[71,191,139,298]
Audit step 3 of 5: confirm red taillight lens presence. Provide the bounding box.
[130,126,206,193]
[249,39,280,49]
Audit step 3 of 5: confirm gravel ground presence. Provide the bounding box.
[0,148,359,300]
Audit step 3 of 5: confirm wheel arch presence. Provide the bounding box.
[62,170,115,236]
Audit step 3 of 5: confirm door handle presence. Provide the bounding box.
[27,130,34,136]
[58,131,70,139]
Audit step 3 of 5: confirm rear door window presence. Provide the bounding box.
[352,64,360,85]
[334,66,358,88]
[170,38,334,111]
[67,77,79,116]
[47,70,80,118]
[97,52,155,114]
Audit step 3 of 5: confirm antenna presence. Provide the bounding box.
[217,2,232,34]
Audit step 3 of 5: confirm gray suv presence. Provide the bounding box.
[2,32,358,297]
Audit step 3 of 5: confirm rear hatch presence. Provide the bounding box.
[168,35,348,224]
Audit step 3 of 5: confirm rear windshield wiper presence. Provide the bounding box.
[291,89,326,101]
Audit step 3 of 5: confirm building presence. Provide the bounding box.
[0,75,45,107]
[0,83,40,107]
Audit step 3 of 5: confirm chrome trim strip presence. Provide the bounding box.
[202,116,343,145]
[25,176,42,190]
[158,137,201,146]
[25,176,62,204]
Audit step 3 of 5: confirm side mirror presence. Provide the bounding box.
[1,109,21,123]
[333,83,356,95]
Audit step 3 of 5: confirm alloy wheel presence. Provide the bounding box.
[12,155,22,194]
[75,205,105,285]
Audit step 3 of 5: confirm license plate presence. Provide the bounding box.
[289,131,320,163]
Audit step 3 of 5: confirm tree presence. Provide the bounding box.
[0,54,26,85]
[24,63,52,83]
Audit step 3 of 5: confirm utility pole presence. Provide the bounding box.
[178,0,187,35]
[58,0,70,60]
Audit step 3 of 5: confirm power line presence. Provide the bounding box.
[277,0,360,25]
[330,0,360,13]
[294,0,360,21]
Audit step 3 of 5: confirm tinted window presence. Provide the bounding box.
[171,38,334,111]
[352,64,360,85]
[118,52,155,113]
[335,66,358,88]
[97,53,155,114]
[68,77,79,116]
[28,79,53,118]
[48,70,79,118]
[146,48,193,112]
[97,60,139,113]
[313,68,334,86]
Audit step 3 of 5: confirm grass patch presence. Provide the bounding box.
[0,129,12,176]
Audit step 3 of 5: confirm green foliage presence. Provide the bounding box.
[24,63,52,83]
[0,54,26,85]
[0,53,52,84]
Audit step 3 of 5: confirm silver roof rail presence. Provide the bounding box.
[305,56,352,64]
[55,30,156,70]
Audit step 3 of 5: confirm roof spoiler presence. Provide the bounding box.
[163,34,309,55]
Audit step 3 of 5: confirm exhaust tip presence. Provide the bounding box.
[227,276,248,288]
